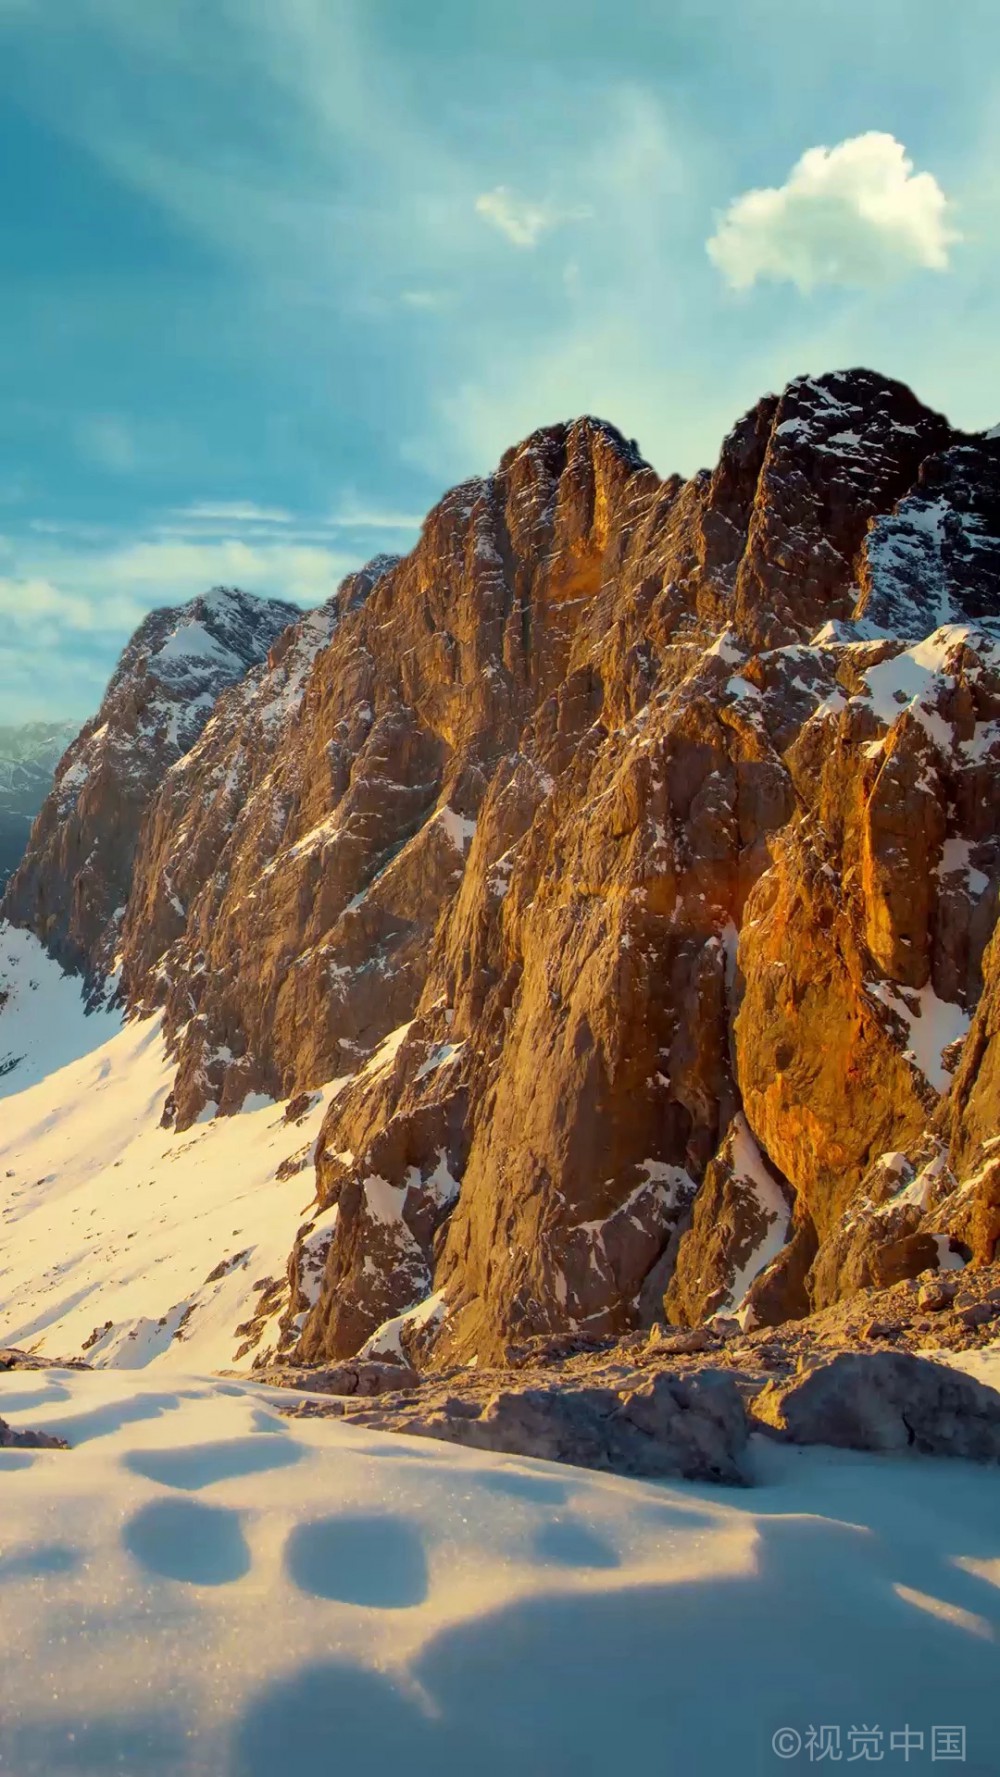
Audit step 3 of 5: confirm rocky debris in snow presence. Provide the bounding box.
[502,1329,627,1368]
[957,1300,1000,1329]
[0,1414,69,1449]
[917,1278,957,1311]
[0,1346,90,1372]
[750,1349,1000,1462]
[248,1359,416,1398]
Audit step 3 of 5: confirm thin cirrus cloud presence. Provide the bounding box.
[475,185,592,249]
[707,132,960,293]
[175,500,422,536]
[0,538,362,644]
[325,505,424,534]
[176,502,294,525]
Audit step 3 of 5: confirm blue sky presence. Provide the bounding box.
[0,0,998,721]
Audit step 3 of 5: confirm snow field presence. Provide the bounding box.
[1,1368,999,1774]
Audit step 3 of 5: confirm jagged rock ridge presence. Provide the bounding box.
[4,371,1000,1371]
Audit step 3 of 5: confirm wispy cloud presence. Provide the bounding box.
[176,502,294,525]
[0,576,144,633]
[707,133,959,292]
[77,415,139,474]
[95,537,359,606]
[325,504,423,534]
[398,289,453,311]
[0,527,366,720]
[475,188,555,249]
[475,186,591,249]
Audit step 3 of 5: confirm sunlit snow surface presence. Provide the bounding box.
[2,931,1000,1774]
[0,926,339,1370]
[0,1368,999,1775]
[0,925,122,1096]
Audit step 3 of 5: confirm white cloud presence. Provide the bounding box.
[0,576,144,633]
[398,289,453,311]
[325,503,423,534]
[97,538,358,607]
[475,186,553,248]
[0,530,369,721]
[177,502,293,525]
[475,186,591,250]
[707,132,959,292]
[0,536,364,645]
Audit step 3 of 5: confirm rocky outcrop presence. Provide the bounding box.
[0,1415,68,1450]
[2,587,297,983]
[663,1114,792,1325]
[268,1258,1000,1476]
[751,1350,1000,1462]
[6,371,1000,1372]
[288,1365,751,1483]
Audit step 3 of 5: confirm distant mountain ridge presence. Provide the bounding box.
[0,720,78,890]
[1,587,297,977]
[4,371,1000,1377]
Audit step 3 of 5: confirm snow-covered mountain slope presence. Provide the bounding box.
[0,1367,998,1776]
[0,930,340,1369]
[0,925,122,1095]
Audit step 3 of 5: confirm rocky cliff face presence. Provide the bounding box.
[5,370,1000,1369]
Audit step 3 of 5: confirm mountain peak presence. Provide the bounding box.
[5,370,1000,1375]
[1,587,299,978]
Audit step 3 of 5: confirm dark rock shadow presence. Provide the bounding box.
[532,1518,621,1569]
[0,1382,72,1413]
[0,1543,82,1581]
[469,1469,572,1504]
[42,1393,182,1445]
[284,1514,429,1608]
[0,1450,35,1471]
[0,1710,192,1774]
[124,1435,304,1491]
[123,1497,250,1587]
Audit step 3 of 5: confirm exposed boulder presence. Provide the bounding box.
[751,1350,1000,1462]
